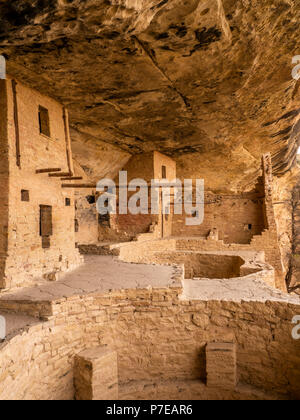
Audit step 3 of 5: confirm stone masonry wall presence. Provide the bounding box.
[95,151,177,242]
[0,286,299,400]
[172,192,265,244]
[260,154,285,290]
[112,234,283,290]
[287,182,300,294]
[0,80,9,286]
[75,190,98,246]
[134,252,245,280]
[1,77,82,289]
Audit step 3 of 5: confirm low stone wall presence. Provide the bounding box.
[113,239,177,262]
[0,285,299,400]
[126,252,245,280]
[78,244,119,256]
[113,236,285,290]
[176,234,285,291]
[112,239,275,287]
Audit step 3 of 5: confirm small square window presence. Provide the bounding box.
[98,213,110,228]
[39,106,50,137]
[65,198,71,207]
[21,190,29,202]
[86,195,96,204]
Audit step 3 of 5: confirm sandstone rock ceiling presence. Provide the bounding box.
[0,0,300,191]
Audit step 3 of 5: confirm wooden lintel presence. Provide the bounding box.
[36,168,61,174]
[61,184,96,189]
[49,172,72,177]
[61,176,83,181]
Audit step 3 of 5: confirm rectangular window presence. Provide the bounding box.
[65,198,71,207]
[40,205,52,249]
[39,106,50,137]
[21,190,30,202]
[98,213,110,228]
[162,165,167,179]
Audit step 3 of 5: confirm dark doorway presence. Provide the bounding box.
[40,205,53,249]
[39,106,50,137]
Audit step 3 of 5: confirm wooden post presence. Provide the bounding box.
[12,80,21,168]
[63,107,74,176]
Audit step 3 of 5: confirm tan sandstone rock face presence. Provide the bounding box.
[0,0,299,190]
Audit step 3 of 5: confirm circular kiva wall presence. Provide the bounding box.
[133,252,245,279]
[0,285,299,400]
[111,239,275,286]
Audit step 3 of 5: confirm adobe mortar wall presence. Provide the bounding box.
[0,286,299,400]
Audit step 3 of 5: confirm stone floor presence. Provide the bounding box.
[182,278,300,304]
[120,379,281,400]
[0,255,179,302]
[1,255,299,307]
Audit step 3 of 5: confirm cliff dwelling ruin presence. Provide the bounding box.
[0,0,299,402]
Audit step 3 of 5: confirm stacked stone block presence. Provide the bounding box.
[74,346,118,400]
[206,342,237,389]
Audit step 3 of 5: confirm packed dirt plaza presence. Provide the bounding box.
[0,0,300,402]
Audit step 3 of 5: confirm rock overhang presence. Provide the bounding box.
[0,0,299,191]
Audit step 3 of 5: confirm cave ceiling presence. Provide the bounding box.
[0,0,300,191]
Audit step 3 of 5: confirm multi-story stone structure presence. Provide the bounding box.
[0,77,298,402]
[0,77,82,290]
